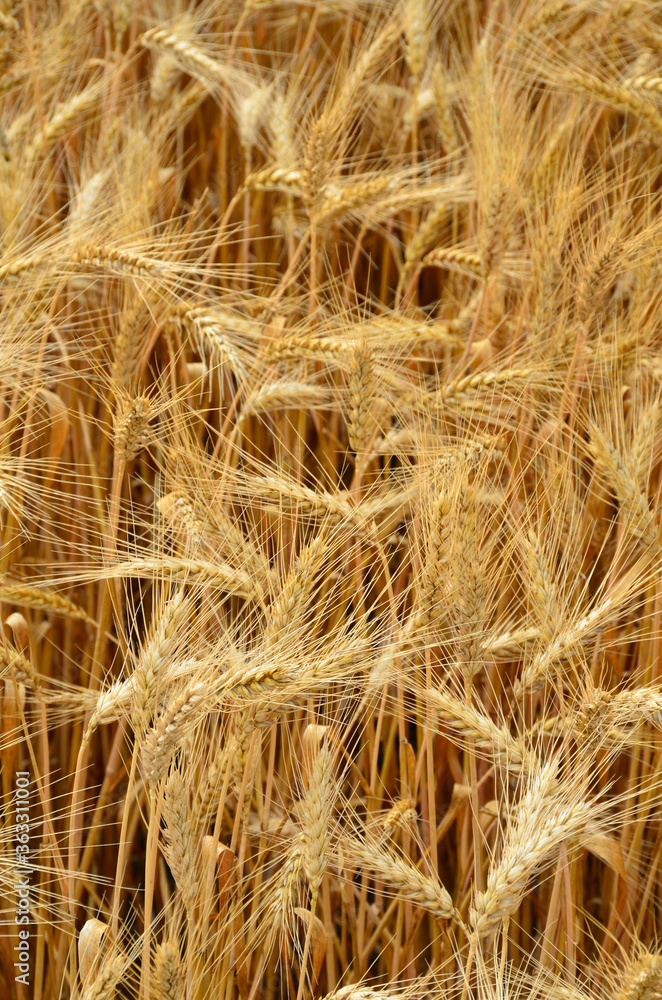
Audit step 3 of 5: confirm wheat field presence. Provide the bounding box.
[2,0,662,998]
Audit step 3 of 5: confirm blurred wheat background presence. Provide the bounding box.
[2,0,662,998]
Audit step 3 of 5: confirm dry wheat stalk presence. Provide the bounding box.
[5,3,662,999]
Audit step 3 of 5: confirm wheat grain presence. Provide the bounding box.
[6,4,662,998]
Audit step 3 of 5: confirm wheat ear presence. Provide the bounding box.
[296,736,334,1000]
[163,767,199,911]
[344,835,456,921]
[470,759,596,937]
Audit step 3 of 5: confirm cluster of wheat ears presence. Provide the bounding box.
[4,0,662,998]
